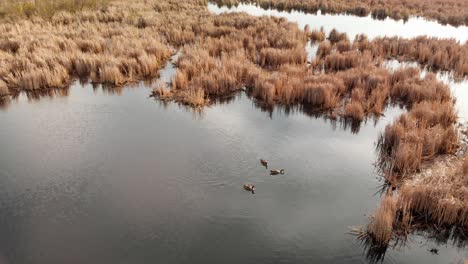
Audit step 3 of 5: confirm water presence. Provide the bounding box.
[208,3,468,42]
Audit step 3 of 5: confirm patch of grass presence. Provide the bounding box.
[310,27,325,43]
[463,156,468,174]
[367,194,397,246]
[0,79,8,97]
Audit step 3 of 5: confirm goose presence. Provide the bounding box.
[243,184,255,194]
[270,169,284,175]
[260,159,268,168]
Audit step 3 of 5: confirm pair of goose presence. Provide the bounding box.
[244,159,285,194]
[260,159,285,175]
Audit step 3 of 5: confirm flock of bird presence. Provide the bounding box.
[243,159,285,194]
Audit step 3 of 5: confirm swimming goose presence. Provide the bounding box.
[270,169,284,175]
[260,159,268,168]
[243,184,255,194]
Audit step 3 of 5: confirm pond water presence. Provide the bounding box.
[1,82,466,264]
[208,3,468,42]
[0,4,467,264]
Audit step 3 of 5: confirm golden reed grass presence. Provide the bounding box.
[305,32,466,245]
[0,0,176,94]
[366,152,467,246]
[213,0,468,26]
[313,31,468,77]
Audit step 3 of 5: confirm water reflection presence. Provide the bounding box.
[208,3,468,42]
[249,99,368,134]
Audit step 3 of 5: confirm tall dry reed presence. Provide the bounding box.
[0,1,175,92]
[367,193,397,245]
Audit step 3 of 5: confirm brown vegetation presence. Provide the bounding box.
[463,156,468,174]
[366,151,468,245]
[213,0,468,26]
[166,26,461,127]
[353,36,468,78]
[377,97,457,180]
[306,33,467,246]
[152,82,208,107]
[344,101,364,121]
[367,193,397,246]
[0,0,110,21]
[0,79,8,97]
[0,0,175,93]
[314,31,468,77]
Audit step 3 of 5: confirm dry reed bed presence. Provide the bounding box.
[0,1,180,97]
[398,155,468,228]
[212,0,468,26]
[366,152,468,247]
[311,31,468,78]
[153,11,309,107]
[353,35,468,78]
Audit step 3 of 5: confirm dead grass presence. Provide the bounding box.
[463,156,468,174]
[354,36,468,78]
[328,29,348,44]
[152,82,172,99]
[0,1,174,92]
[344,101,364,121]
[398,154,468,228]
[310,28,325,43]
[377,100,457,179]
[368,193,397,245]
[213,0,468,27]
[181,89,208,107]
[0,79,8,97]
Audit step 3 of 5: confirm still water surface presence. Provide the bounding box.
[0,82,466,263]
